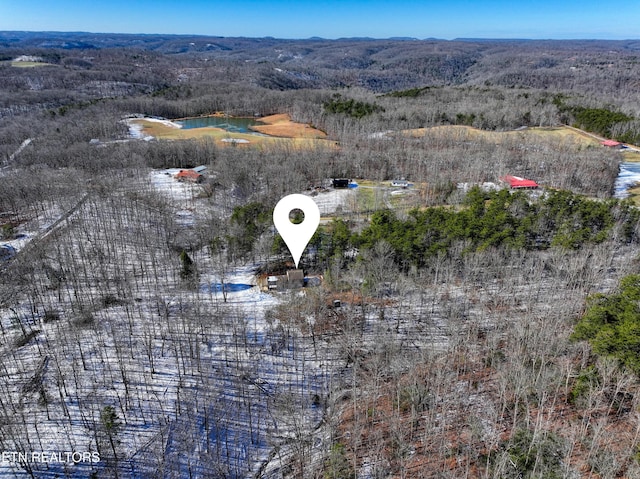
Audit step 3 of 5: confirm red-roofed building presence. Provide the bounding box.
[500,175,539,189]
[601,139,623,148]
[176,169,203,183]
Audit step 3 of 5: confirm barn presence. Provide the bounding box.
[500,175,539,189]
[601,140,623,148]
[176,169,204,183]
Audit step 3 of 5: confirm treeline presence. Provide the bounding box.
[323,93,383,118]
[4,38,640,154]
[570,106,633,138]
[303,188,640,272]
[220,186,640,276]
[0,48,167,117]
[573,274,640,374]
[4,33,640,93]
[551,95,640,143]
[4,34,640,121]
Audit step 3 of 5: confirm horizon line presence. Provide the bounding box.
[1,30,639,43]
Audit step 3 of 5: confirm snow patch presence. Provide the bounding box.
[614,162,640,199]
[149,169,200,202]
[310,189,354,216]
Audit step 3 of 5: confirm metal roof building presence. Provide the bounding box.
[500,175,539,189]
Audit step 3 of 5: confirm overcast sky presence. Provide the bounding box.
[1,0,639,39]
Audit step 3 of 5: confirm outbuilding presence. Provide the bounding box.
[601,140,623,148]
[500,175,539,189]
[176,169,204,183]
[267,276,278,290]
[390,179,410,188]
[332,178,351,188]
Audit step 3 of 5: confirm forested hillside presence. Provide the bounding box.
[2,32,640,478]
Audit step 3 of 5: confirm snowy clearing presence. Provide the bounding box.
[310,189,354,216]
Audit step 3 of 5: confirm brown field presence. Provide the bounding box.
[622,149,640,162]
[627,184,640,201]
[403,124,596,146]
[250,113,327,138]
[402,124,640,160]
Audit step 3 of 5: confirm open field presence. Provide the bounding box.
[250,113,326,138]
[400,124,640,155]
[351,180,422,213]
[622,148,640,162]
[400,126,640,202]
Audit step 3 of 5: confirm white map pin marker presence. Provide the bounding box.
[273,194,320,268]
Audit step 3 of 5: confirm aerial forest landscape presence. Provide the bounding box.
[3,26,640,478]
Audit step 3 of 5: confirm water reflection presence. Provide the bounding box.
[176,116,264,133]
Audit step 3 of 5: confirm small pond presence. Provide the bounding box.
[176,116,264,134]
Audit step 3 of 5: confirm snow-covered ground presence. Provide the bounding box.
[149,165,354,219]
[8,159,584,478]
[310,189,354,216]
[0,200,74,258]
[201,264,277,310]
[149,168,200,202]
[614,161,640,199]
[0,176,339,478]
[3,169,609,477]
[1,261,320,476]
[1,233,30,254]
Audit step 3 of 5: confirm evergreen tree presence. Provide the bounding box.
[573,274,640,374]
